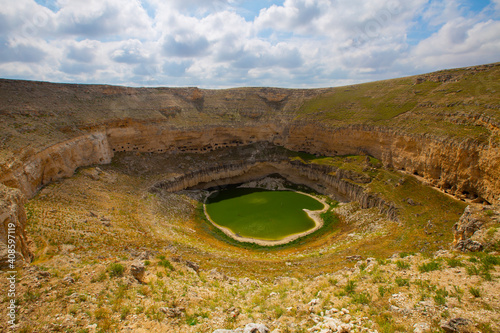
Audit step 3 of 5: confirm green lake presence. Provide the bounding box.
[204,188,325,241]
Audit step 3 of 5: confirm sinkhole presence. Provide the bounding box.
[203,187,326,245]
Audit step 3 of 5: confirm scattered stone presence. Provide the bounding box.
[100,216,111,227]
[244,323,269,333]
[37,271,51,279]
[130,261,145,283]
[184,260,199,272]
[346,255,362,262]
[413,322,430,333]
[86,324,97,332]
[171,256,182,263]
[325,307,339,316]
[159,307,185,318]
[209,268,228,281]
[441,318,475,333]
[62,275,75,284]
[226,306,241,318]
[407,198,417,206]
[136,251,150,260]
[455,239,483,252]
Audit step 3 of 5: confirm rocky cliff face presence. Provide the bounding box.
[453,204,500,252]
[0,184,32,268]
[286,124,500,205]
[151,158,398,221]
[0,132,113,198]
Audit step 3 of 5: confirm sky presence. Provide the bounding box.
[0,0,499,88]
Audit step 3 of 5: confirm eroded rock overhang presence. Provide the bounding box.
[2,122,498,205]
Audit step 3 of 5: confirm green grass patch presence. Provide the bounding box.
[418,261,442,273]
[395,260,410,270]
[395,277,410,287]
[107,263,125,278]
[445,258,463,268]
[205,188,324,240]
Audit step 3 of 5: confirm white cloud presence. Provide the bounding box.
[411,18,500,70]
[55,0,153,38]
[0,0,498,87]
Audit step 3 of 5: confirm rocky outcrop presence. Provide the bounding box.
[452,206,484,252]
[453,204,499,252]
[286,124,500,205]
[0,132,112,198]
[0,184,32,268]
[440,318,476,333]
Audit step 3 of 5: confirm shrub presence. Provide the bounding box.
[469,287,481,298]
[396,260,410,270]
[395,277,410,287]
[418,261,441,273]
[344,280,356,294]
[108,263,125,278]
[445,258,463,268]
[120,306,130,321]
[94,307,111,320]
[466,265,480,276]
[158,259,175,271]
[352,292,371,304]
[378,285,387,297]
[434,288,448,306]
[481,254,500,268]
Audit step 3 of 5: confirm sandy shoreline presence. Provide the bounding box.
[203,190,328,246]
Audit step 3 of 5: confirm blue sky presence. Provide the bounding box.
[1,0,499,88]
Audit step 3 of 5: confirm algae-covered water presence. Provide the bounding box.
[205,188,324,241]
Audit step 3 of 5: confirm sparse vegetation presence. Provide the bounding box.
[107,263,125,278]
[418,261,442,273]
[3,64,500,332]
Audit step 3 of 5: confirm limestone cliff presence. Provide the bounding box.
[151,158,398,221]
[0,184,32,268]
[1,132,113,198]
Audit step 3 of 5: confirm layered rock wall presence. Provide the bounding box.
[151,159,398,221]
[286,124,499,204]
[0,132,113,198]
[0,184,32,268]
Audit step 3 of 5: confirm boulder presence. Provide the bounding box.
[209,268,228,281]
[243,323,269,333]
[455,239,483,252]
[184,260,199,272]
[159,307,185,318]
[130,261,145,283]
[441,318,476,333]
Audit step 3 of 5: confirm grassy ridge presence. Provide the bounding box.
[298,64,500,141]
